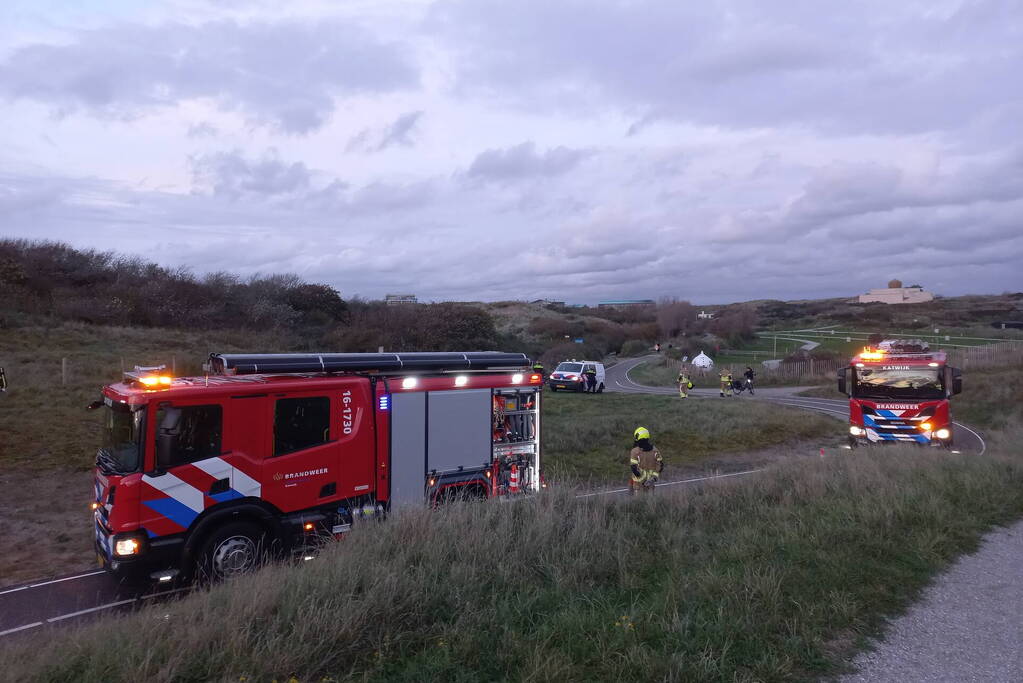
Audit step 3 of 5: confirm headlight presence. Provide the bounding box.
[935,428,951,440]
[920,422,932,431]
[849,425,865,436]
[114,536,142,557]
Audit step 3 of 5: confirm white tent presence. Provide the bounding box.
[691,351,714,369]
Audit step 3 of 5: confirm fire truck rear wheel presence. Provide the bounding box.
[197,521,268,583]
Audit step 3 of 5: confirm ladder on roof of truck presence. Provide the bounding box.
[207,352,531,376]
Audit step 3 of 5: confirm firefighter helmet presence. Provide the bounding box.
[633,426,650,441]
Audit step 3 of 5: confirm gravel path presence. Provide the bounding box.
[841,520,1023,682]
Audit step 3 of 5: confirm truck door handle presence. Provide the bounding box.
[208,478,230,495]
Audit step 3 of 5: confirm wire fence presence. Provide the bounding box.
[946,342,1023,370]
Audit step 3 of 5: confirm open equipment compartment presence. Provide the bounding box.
[492,386,541,494]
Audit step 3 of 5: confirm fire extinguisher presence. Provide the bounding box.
[509,464,520,494]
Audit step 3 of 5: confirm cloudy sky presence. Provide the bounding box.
[1,0,1021,304]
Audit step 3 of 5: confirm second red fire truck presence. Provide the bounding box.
[91,352,542,584]
[838,341,962,448]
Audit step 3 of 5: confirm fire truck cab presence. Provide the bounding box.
[837,342,962,448]
[91,352,543,584]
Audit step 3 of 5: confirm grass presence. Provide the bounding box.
[5,450,1023,682]
[541,391,838,484]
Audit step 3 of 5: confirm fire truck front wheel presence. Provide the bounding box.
[197,521,268,583]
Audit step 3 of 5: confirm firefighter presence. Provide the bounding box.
[532,360,545,383]
[677,367,691,398]
[629,427,664,494]
[583,365,598,393]
[719,368,733,397]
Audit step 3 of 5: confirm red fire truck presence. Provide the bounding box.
[837,341,962,448]
[91,352,543,583]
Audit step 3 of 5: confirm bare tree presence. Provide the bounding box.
[656,297,696,338]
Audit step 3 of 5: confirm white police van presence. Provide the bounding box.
[548,360,605,393]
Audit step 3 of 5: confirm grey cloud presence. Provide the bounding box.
[347,110,424,153]
[187,122,219,138]
[0,20,419,133]
[191,150,312,199]
[466,142,590,181]
[785,147,1023,233]
[432,0,1023,137]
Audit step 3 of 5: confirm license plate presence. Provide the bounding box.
[555,384,567,389]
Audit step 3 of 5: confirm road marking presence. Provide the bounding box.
[45,598,137,623]
[575,468,766,499]
[0,569,106,596]
[0,621,43,637]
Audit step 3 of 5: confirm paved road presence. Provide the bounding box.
[604,356,986,455]
[0,569,183,638]
[841,520,1023,682]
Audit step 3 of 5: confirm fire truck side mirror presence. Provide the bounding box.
[837,368,848,395]
[950,367,962,396]
[155,406,183,471]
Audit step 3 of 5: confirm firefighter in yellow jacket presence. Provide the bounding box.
[677,367,692,398]
[629,427,664,493]
[719,368,733,397]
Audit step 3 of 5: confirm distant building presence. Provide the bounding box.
[530,298,566,307]
[597,299,655,309]
[697,310,715,319]
[385,294,418,305]
[858,281,934,304]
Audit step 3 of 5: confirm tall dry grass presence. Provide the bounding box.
[5,448,1023,682]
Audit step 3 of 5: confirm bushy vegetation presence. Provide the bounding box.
[0,239,513,355]
[6,451,1023,682]
[0,239,348,330]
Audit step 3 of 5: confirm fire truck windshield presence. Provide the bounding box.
[854,367,945,400]
[555,363,583,373]
[100,404,145,473]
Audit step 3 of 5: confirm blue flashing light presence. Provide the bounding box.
[378,395,390,411]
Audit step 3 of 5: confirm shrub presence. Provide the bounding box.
[620,339,651,356]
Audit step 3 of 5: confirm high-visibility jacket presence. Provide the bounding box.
[630,445,663,483]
